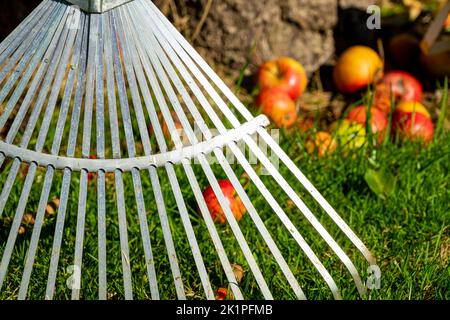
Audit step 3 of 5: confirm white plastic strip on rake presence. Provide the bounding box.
[0,0,375,300]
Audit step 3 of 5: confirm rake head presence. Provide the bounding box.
[0,0,375,300]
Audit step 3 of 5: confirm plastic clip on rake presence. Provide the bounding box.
[0,0,375,300]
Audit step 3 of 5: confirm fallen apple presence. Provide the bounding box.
[256,88,297,128]
[333,46,384,94]
[394,100,431,119]
[333,120,367,151]
[347,105,388,143]
[374,83,394,115]
[215,288,233,300]
[381,70,423,102]
[305,131,337,157]
[256,57,308,100]
[393,111,434,143]
[203,180,246,224]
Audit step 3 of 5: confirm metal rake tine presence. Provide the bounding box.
[0,1,55,83]
[114,10,185,299]
[144,27,324,298]
[0,4,70,219]
[0,163,37,290]
[224,143,343,299]
[137,23,274,299]
[18,167,55,299]
[96,170,107,300]
[46,12,88,300]
[72,170,89,300]
[212,149,307,300]
[0,0,48,59]
[0,2,67,122]
[112,11,151,300]
[136,21,271,300]
[148,167,186,300]
[18,9,72,149]
[144,0,368,295]
[45,168,72,299]
[244,134,366,295]
[256,130,376,265]
[114,170,134,300]
[146,0,374,267]
[125,7,243,299]
[180,160,245,300]
[103,12,131,299]
[72,12,100,300]
[51,10,86,156]
[117,6,215,300]
[143,0,253,124]
[122,7,241,300]
[0,160,21,217]
[110,9,161,300]
[128,5,307,299]
[137,2,349,297]
[196,155,274,300]
[95,13,108,301]
[17,7,80,299]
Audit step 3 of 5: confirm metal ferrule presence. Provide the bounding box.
[66,0,134,13]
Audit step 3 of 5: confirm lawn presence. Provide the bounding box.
[0,102,448,300]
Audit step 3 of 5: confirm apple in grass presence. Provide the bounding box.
[331,120,367,152]
[380,71,423,102]
[347,105,388,143]
[215,288,234,300]
[394,100,430,119]
[305,131,337,157]
[333,46,384,94]
[393,112,434,144]
[203,180,246,224]
[256,88,297,128]
[373,83,394,115]
[256,57,308,100]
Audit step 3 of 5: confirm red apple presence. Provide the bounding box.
[305,131,337,157]
[256,88,297,128]
[215,288,233,300]
[347,105,388,143]
[393,112,434,143]
[256,57,308,100]
[203,180,246,224]
[374,83,394,115]
[333,46,384,94]
[381,71,423,102]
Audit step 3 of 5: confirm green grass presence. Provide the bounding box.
[0,125,448,300]
[0,66,448,300]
